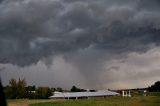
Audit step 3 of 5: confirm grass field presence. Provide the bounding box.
[7,92,160,106]
[27,96,160,106]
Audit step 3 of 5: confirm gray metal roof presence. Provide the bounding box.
[49,90,119,98]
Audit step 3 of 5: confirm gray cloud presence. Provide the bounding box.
[0,0,160,66]
[1,0,160,89]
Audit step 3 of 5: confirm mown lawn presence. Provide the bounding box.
[29,96,160,106]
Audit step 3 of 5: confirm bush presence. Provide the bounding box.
[36,87,52,99]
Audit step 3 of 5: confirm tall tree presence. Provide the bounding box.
[70,86,77,92]
[6,78,27,99]
[17,78,26,98]
[9,78,17,98]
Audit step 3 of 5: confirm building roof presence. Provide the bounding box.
[49,90,119,98]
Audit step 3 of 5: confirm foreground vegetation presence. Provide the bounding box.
[8,96,160,106]
[27,96,160,106]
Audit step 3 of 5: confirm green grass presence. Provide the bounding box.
[148,92,160,96]
[29,96,160,106]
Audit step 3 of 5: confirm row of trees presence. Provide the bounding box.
[148,81,160,92]
[3,78,88,99]
[70,85,87,92]
[4,78,90,99]
[70,82,160,93]
[3,78,160,99]
[4,78,63,99]
[4,78,26,99]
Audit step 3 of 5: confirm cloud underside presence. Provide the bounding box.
[1,0,160,89]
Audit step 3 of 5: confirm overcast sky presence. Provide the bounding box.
[0,0,160,90]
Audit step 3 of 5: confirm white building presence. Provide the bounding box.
[49,90,119,99]
[122,90,131,97]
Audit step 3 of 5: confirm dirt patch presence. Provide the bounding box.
[8,104,28,106]
[8,99,59,106]
[8,101,28,106]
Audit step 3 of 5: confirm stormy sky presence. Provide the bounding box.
[0,0,160,89]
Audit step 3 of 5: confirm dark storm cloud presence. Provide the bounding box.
[1,0,160,89]
[0,0,160,67]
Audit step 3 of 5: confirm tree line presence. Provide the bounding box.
[3,78,63,99]
[148,81,160,92]
[4,78,160,99]
[3,78,88,99]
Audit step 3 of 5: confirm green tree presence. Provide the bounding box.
[5,78,27,99]
[4,85,12,99]
[27,91,36,99]
[9,78,18,98]
[56,87,63,92]
[36,87,52,99]
[148,81,160,92]
[17,78,26,98]
[70,85,86,92]
[26,85,36,99]
[70,86,77,92]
